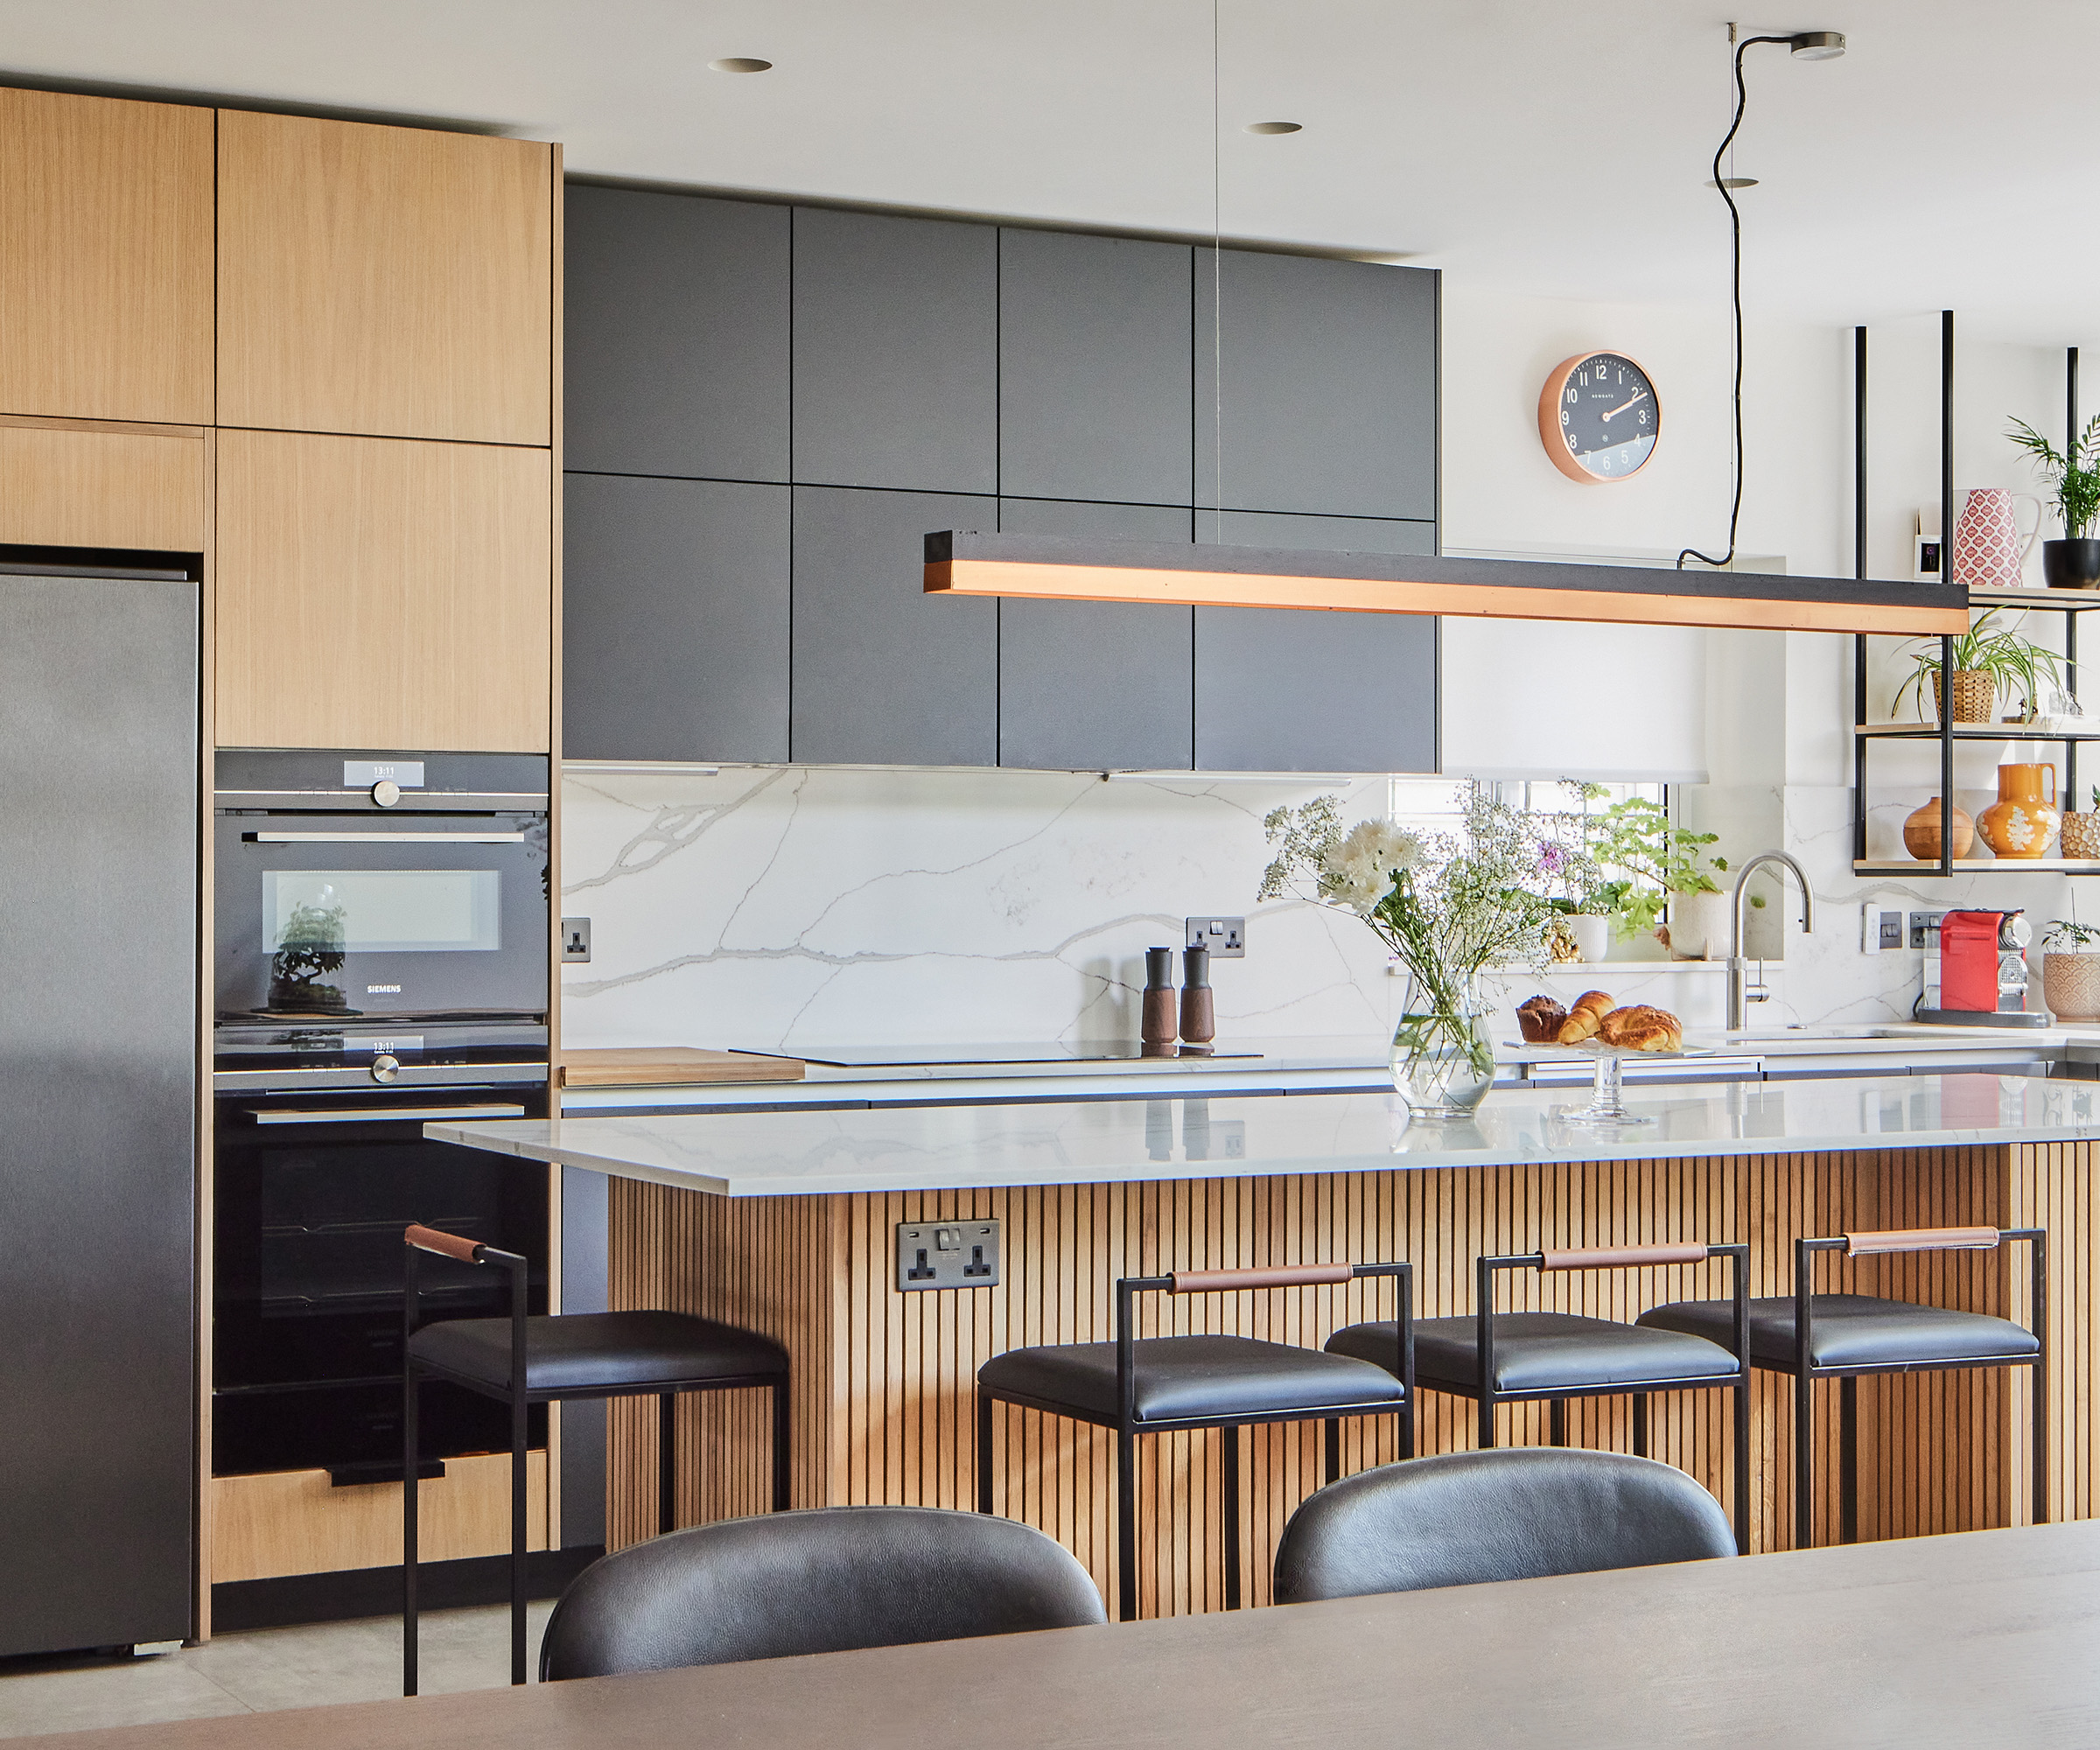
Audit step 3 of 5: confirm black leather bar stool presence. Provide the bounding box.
[976,1260,1411,1621]
[402,1223,790,1693]
[1326,1241,1751,1550]
[1639,1224,2046,1549]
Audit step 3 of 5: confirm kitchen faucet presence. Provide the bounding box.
[1727,850,1814,1032]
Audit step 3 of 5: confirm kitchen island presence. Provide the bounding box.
[434,1073,2099,1610]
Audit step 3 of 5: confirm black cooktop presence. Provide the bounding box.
[735,1041,1263,1068]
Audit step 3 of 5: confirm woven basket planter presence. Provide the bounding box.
[2063,812,2100,861]
[1930,668,1996,724]
[2044,951,2100,1021]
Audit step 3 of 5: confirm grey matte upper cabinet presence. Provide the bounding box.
[564,186,789,481]
[792,208,998,494]
[792,486,998,766]
[998,230,1192,506]
[1195,511,1437,773]
[998,499,1194,772]
[1195,253,1437,521]
[564,473,790,763]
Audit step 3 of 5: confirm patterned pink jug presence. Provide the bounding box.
[1952,487,2044,590]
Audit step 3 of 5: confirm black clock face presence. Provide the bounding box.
[1554,353,1658,480]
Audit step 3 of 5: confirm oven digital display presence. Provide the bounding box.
[263,870,502,954]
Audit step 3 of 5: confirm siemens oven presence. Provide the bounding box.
[212,751,553,1486]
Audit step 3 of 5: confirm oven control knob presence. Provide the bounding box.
[371,780,402,808]
[371,1054,401,1083]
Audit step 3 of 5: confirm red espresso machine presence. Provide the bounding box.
[1915,909,2047,1026]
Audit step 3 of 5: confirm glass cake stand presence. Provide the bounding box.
[1536,1043,1713,1125]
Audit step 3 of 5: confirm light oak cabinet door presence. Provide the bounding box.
[217,112,553,445]
[215,430,551,751]
[0,89,213,424]
[0,419,204,550]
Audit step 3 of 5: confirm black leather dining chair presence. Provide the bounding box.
[538,1505,1106,1680]
[402,1223,790,1693]
[1639,1223,2046,1548]
[1272,1447,1737,1604]
[1326,1239,1751,1549]
[976,1260,1412,1621]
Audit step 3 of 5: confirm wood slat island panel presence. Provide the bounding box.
[605,1141,2082,1611]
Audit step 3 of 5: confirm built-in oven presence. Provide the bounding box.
[212,751,554,1486]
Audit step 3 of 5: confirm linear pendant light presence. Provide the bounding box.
[924,531,1968,636]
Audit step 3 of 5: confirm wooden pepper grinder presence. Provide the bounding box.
[1180,942,1215,1048]
[1141,947,1179,1053]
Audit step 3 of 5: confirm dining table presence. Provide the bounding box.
[35,1518,2100,1747]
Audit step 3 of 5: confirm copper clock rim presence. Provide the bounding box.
[1537,349,1660,486]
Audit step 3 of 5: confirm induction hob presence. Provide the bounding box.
[733,1041,1263,1068]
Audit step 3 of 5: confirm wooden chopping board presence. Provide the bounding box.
[559,1047,806,1088]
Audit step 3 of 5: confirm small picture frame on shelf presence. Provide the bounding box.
[1914,532,1942,582]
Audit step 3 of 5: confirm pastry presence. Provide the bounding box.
[1516,995,1567,1042]
[1597,1004,1684,1053]
[1555,990,1614,1045]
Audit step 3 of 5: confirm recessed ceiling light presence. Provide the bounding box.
[710,57,773,73]
[1245,121,1302,135]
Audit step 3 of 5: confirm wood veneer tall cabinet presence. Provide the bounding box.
[0,88,214,424]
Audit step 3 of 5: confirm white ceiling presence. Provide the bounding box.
[4,0,2094,342]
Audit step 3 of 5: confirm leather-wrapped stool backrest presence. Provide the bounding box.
[540,1504,1107,1679]
[1273,1448,1735,1605]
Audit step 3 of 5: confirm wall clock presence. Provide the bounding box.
[1537,352,1659,484]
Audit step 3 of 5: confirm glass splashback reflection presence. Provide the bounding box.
[263,870,501,955]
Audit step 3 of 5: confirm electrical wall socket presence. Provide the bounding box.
[1910,909,1950,950]
[1186,915,1246,957]
[561,918,592,962]
[895,1220,1001,1292]
[1859,895,1907,954]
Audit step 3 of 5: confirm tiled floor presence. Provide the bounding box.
[0,1601,553,1740]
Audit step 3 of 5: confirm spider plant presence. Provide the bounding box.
[1892,607,2062,722]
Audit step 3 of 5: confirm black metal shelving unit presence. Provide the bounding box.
[1852,314,2097,877]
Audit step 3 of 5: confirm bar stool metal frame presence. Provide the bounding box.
[1788,1227,2046,1549]
[976,1261,1412,1622]
[401,1224,790,1693]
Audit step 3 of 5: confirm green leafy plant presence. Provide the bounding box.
[2008,413,2100,539]
[1567,788,1730,939]
[2042,919,2100,951]
[1893,607,2063,722]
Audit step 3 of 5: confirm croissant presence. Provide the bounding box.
[1597,1004,1683,1053]
[1555,990,1614,1045]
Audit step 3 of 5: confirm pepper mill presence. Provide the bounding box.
[1180,942,1215,1046]
[1141,947,1179,1051]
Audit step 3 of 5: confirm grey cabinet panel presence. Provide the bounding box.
[1195,253,1437,520]
[997,499,1194,771]
[793,207,998,494]
[1195,511,1438,773]
[564,186,789,481]
[792,486,997,765]
[998,229,1193,506]
[564,474,790,763]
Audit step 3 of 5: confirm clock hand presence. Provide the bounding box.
[1600,389,1649,423]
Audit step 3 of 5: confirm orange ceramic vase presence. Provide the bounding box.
[1977,763,2061,858]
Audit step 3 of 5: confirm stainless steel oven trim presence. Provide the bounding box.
[248,1102,528,1125]
[214,1062,550,1092]
[243,830,527,844]
[216,790,549,811]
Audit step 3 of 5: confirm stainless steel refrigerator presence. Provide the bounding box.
[0,556,199,1656]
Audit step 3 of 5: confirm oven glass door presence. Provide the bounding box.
[215,813,548,1021]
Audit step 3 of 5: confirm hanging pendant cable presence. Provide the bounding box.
[1677,32,1792,571]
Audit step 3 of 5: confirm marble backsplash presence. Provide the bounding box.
[559,766,1407,1052]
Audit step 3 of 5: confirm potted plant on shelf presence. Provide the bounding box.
[1532,831,1609,963]
[1568,788,1732,959]
[2008,413,2100,590]
[1893,607,2063,725]
[2040,919,2100,1020]
[1261,788,1558,1121]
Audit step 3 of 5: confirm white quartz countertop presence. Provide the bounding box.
[433,1071,2100,1199]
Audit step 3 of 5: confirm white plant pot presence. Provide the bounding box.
[1667,889,1732,962]
[1567,914,1613,964]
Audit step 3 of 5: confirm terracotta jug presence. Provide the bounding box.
[1903,797,1974,860]
[1953,487,2044,590]
[1977,763,2061,858]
